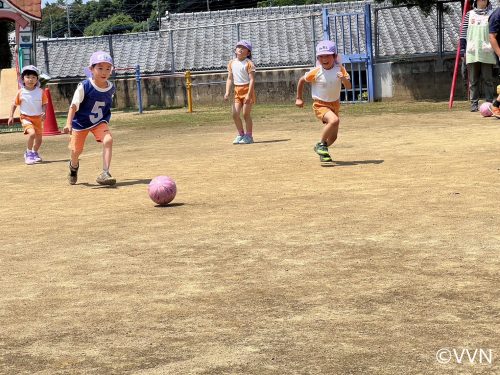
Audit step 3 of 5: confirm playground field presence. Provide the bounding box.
[0,101,498,374]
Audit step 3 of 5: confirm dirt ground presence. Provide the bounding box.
[0,102,498,374]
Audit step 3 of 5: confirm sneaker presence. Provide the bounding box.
[68,162,79,185]
[233,135,244,144]
[491,105,500,118]
[32,151,42,163]
[470,101,479,112]
[238,134,254,144]
[314,142,330,156]
[320,154,333,162]
[24,151,35,165]
[96,171,116,186]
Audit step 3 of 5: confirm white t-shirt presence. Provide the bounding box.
[14,87,47,116]
[227,58,256,85]
[304,65,350,102]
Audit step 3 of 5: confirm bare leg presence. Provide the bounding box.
[33,133,43,152]
[26,128,36,150]
[232,102,244,134]
[321,111,340,147]
[102,133,113,171]
[242,103,253,134]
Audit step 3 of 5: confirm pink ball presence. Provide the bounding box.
[148,176,177,205]
[480,102,492,117]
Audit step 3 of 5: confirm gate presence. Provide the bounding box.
[323,4,374,102]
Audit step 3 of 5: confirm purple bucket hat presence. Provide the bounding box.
[89,51,113,67]
[236,40,252,52]
[316,40,337,56]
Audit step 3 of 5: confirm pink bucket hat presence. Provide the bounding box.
[316,40,337,56]
[89,51,113,67]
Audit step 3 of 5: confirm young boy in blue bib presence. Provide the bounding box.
[63,51,116,185]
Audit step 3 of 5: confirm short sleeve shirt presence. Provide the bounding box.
[488,8,500,45]
[304,65,349,102]
[227,58,256,85]
[14,87,48,116]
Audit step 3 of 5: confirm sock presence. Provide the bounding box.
[238,130,244,136]
[493,100,500,108]
[246,132,252,136]
[26,148,31,153]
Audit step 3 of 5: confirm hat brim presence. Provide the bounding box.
[316,52,336,56]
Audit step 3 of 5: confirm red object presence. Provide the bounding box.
[449,0,471,109]
[43,88,61,135]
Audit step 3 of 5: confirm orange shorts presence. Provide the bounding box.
[69,122,111,154]
[234,84,256,105]
[21,115,43,135]
[312,100,340,123]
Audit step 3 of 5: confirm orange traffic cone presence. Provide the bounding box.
[43,88,61,136]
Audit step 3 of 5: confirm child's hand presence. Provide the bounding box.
[62,125,71,134]
[337,71,345,79]
[224,93,229,101]
[295,98,304,108]
[7,117,13,126]
[41,112,46,120]
[244,96,251,104]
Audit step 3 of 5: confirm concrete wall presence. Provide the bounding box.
[374,55,467,101]
[47,59,467,112]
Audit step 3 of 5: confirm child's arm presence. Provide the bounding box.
[295,76,306,108]
[41,103,47,120]
[338,66,352,90]
[224,72,232,101]
[7,103,17,126]
[244,70,255,104]
[63,104,77,134]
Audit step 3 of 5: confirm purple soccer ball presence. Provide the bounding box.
[148,176,177,205]
[480,102,492,117]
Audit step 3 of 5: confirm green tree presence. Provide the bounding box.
[84,13,135,36]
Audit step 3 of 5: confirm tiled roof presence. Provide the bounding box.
[35,1,464,78]
[9,0,42,20]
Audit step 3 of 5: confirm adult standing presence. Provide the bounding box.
[488,3,500,116]
[460,0,496,112]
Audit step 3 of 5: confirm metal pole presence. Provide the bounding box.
[322,7,329,40]
[364,3,374,102]
[66,0,71,37]
[135,65,143,114]
[157,0,161,30]
[207,0,210,11]
[185,70,193,113]
[169,30,175,73]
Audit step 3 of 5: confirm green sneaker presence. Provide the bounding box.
[314,142,330,156]
[320,154,333,162]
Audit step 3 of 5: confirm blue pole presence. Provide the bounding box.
[364,3,375,102]
[135,65,143,114]
[322,8,330,41]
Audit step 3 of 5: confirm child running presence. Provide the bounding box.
[63,51,116,186]
[8,65,48,165]
[295,40,352,162]
[224,40,256,144]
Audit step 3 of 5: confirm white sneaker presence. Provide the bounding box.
[96,171,116,186]
[233,135,244,144]
[238,134,254,144]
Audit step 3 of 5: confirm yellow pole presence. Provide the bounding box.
[185,70,193,113]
